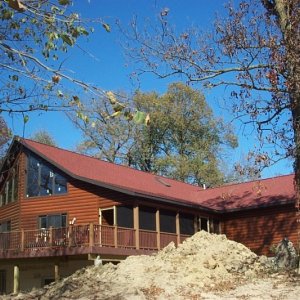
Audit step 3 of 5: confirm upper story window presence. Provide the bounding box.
[26,154,68,198]
[0,165,19,207]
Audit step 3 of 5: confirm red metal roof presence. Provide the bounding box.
[18,138,296,212]
[196,174,296,211]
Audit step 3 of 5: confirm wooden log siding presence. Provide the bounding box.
[19,179,124,230]
[222,204,297,256]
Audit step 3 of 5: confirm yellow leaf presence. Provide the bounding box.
[102,23,111,33]
[145,114,150,126]
[110,111,122,118]
[106,91,117,104]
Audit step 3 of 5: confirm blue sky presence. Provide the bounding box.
[4,0,293,178]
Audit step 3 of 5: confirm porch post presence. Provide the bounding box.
[49,226,53,246]
[68,225,73,247]
[20,229,24,251]
[54,264,60,282]
[133,205,139,250]
[13,265,20,294]
[156,209,160,250]
[114,226,118,248]
[89,223,94,247]
[194,216,198,233]
[176,212,180,246]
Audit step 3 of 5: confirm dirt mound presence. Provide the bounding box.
[6,231,276,299]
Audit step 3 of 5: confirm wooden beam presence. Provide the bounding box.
[49,226,53,246]
[20,229,24,252]
[13,265,20,294]
[68,225,73,247]
[176,212,180,246]
[156,209,160,250]
[133,205,139,250]
[89,223,94,247]
[194,216,198,233]
[54,264,60,282]
[114,226,118,248]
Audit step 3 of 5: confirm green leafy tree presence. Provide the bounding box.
[72,83,238,187]
[30,130,57,146]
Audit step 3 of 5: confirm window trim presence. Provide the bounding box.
[99,206,116,226]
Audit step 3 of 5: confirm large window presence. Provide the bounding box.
[26,154,67,197]
[38,214,67,229]
[117,206,133,228]
[160,210,176,233]
[180,213,195,235]
[139,206,156,231]
[0,165,18,207]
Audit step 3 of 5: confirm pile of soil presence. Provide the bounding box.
[5,231,300,299]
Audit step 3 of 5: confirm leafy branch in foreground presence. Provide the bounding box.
[0,0,111,117]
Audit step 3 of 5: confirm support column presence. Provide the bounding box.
[156,209,160,250]
[54,264,60,282]
[20,229,24,251]
[13,265,20,294]
[194,216,198,233]
[89,223,94,247]
[133,205,139,250]
[176,212,180,246]
[114,225,118,248]
[49,226,53,246]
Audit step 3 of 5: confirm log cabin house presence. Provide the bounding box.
[0,137,297,294]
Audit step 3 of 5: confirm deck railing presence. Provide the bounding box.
[0,224,191,255]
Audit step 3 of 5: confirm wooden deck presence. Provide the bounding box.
[0,224,191,259]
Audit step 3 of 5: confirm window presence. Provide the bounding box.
[160,210,176,233]
[180,213,195,235]
[26,153,67,197]
[38,214,67,229]
[0,165,19,207]
[139,207,156,231]
[117,206,133,228]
